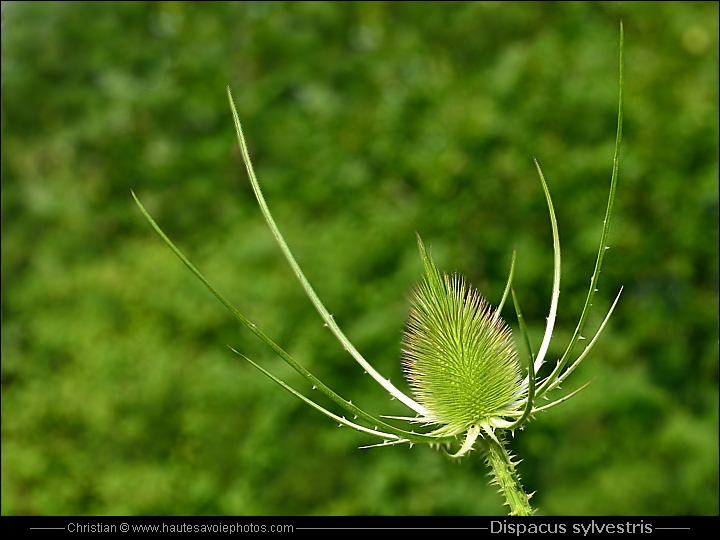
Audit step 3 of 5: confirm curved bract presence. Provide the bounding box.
[133,23,625,516]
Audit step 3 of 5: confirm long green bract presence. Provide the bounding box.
[227,88,428,417]
[505,287,536,429]
[530,158,562,378]
[535,22,624,400]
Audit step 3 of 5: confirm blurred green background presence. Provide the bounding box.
[2,1,717,516]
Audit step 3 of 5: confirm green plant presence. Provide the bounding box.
[133,23,624,516]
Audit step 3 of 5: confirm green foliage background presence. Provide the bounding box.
[2,2,717,516]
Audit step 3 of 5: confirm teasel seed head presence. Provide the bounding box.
[402,234,525,437]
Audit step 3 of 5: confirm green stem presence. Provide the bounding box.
[478,436,534,516]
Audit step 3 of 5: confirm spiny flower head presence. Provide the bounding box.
[403,235,524,437]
